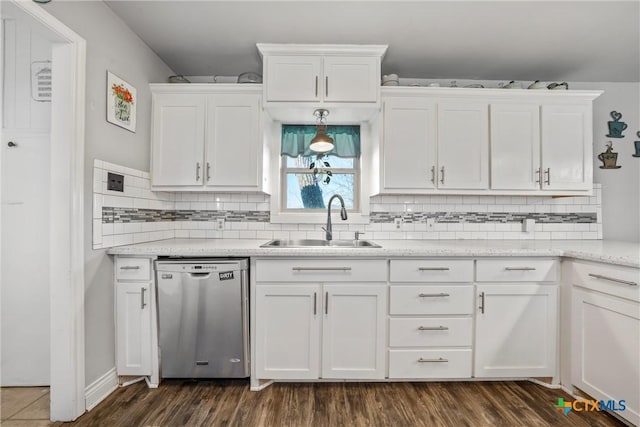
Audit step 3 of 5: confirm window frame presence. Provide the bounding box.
[279,154,361,213]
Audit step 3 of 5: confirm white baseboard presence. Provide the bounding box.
[85,367,118,411]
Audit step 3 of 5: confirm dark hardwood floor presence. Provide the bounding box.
[54,380,625,427]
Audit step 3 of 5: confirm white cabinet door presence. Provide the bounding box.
[475,284,558,378]
[265,55,322,102]
[323,56,378,103]
[116,282,152,376]
[490,104,541,190]
[382,98,437,190]
[151,94,205,186]
[205,94,261,190]
[322,284,386,379]
[541,104,592,191]
[572,288,640,426]
[437,102,489,189]
[255,285,321,380]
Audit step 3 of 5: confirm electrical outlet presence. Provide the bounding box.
[107,172,124,192]
[394,218,403,229]
[426,218,435,229]
[216,218,225,230]
[523,218,535,233]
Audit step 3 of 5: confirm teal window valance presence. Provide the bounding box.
[281,125,361,158]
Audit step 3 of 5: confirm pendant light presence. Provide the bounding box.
[310,109,334,153]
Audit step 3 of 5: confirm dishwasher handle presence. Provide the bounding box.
[188,272,212,279]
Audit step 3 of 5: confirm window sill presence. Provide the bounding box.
[270,212,371,225]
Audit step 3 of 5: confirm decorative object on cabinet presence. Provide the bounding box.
[633,132,640,158]
[107,71,136,132]
[503,81,523,89]
[547,82,569,90]
[382,74,399,86]
[606,111,628,138]
[30,61,52,102]
[598,141,621,169]
[309,109,335,153]
[237,72,262,84]
[167,75,190,83]
[527,80,548,89]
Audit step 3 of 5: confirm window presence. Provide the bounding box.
[281,125,360,212]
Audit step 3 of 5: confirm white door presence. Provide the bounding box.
[541,104,592,191]
[151,94,206,187]
[265,55,322,102]
[205,94,261,190]
[437,102,489,189]
[1,132,51,386]
[116,282,152,376]
[322,284,386,379]
[382,98,437,191]
[572,288,640,425]
[323,56,378,102]
[490,104,541,190]
[255,285,321,379]
[475,284,558,378]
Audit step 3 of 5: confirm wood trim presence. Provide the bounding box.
[9,0,87,422]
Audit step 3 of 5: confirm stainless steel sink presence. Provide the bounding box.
[260,239,381,248]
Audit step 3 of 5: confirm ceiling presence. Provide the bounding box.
[105,1,640,82]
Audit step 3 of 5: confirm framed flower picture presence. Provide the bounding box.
[107,71,136,132]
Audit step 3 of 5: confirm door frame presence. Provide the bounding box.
[1,1,87,421]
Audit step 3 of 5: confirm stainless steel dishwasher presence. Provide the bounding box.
[155,258,249,378]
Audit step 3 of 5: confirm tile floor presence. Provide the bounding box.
[0,387,51,426]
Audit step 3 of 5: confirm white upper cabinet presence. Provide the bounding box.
[541,104,592,191]
[258,44,387,121]
[490,104,541,190]
[322,56,379,103]
[378,87,601,196]
[437,102,489,190]
[264,55,322,102]
[382,98,437,190]
[151,94,206,187]
[150,85,266,192]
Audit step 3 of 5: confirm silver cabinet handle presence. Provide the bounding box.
[505,267,537,271]
[440,166,445,184]
[418,326,449,331]
[588,273,638,286]
[418,357,448,363]
[7,141,17,147]
[479,291,485,314]
[315,76,318,97]
[325,291,329,315]
[430,166,435,184]
[120,265,140,270]
[140,287,147,309]
[196,162,201,181]
[206,162,211,182]
[544,168,550,185]
[292,267,352,271]
[418,267,450,271]
[535,167,542,184]
[325,76,328,97]
[418,293,449,298]
[313,292,317,315]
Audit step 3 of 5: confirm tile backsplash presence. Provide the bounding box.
[93,160,602,249]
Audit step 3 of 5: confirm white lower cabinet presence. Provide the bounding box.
[255,285,320,379]
[474,284,558,378]
[116,282,152,376]
[571,261,640,426]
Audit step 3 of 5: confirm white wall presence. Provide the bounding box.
[572,82,640,243]
[1,11,53,385]
[40,1,174,387]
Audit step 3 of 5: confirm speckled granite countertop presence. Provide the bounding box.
[107,239,640,268]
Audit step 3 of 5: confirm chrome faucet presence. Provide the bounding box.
[322,194,348,241]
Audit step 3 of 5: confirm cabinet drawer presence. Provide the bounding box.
[390,285,474,315]
[389,349,472,379]
[389,318,472,347]
[390,260,474,282]
[476,258,558,282]
[571,260,639,301]
[115,257,151,281]
[255,259,387,282]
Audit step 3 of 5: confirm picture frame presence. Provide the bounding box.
[106,71,136,132]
